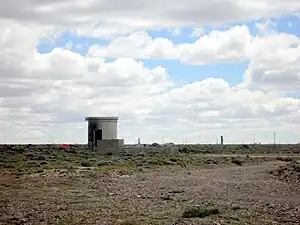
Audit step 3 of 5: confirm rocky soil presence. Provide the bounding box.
[1,145,300,224]
[1,160,300,225]
[270,161,300,184]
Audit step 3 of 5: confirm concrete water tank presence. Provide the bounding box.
[85,117,118,146]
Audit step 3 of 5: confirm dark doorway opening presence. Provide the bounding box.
[94,129,102,147]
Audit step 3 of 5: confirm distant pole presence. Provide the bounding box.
[274,132,276,144]
[48,135,51,150]
[220,135,224,145]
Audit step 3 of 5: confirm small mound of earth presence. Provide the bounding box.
[270,161,300,183]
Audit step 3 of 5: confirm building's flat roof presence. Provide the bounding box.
[85,116,118,121]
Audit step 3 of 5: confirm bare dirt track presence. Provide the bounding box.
[1,161,300,225]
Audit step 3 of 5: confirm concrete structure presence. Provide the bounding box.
[96,139,124,154]
[122,145,179,155]
[85,117,118,147]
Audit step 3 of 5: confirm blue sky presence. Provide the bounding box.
[38,15,300,92]
[2,2,299,144]
[38,32,249,87]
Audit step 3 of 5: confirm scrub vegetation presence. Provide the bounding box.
[1,144,300,224]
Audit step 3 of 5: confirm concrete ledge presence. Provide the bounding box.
[85,117,118,121]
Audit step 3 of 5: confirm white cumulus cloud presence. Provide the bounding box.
[0,1,300,144]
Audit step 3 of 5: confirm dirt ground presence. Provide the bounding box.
[1,158,300,225]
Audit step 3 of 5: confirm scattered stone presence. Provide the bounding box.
[115,218,136,225]
[161,195,173,201]
[270,161,300,183]
[168,190,185,194]
[120,175,130,179]
[205,159,219,164]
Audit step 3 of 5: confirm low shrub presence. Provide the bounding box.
[0,163,15,168]
[148,158,174,166]
[178,146,196,153]
[66,149,76,154]
[232,206,242,210]
[151,143,160,147]
[97,161,112,167]
[231,158,243,166]
[276,156,294,162]
[81,161,92,167]
[242,144,250,149]
[37,155,46,160]
[183,205,220,218]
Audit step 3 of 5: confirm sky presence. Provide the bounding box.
[0,0,300,144]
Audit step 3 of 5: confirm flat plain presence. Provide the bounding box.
[1,144,300,225]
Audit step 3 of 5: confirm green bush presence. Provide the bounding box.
[0,163,15,168]
[183,205,220,218]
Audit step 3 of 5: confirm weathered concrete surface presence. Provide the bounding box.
[122,146,180,155]
[96,139,124,153]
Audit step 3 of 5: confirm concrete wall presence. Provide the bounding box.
[94,120,118,140]
[96,139,124,153]
[123,146,179,155]
[94,141,179,155]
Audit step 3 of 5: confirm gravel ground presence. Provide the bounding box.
[1,161,300,225]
